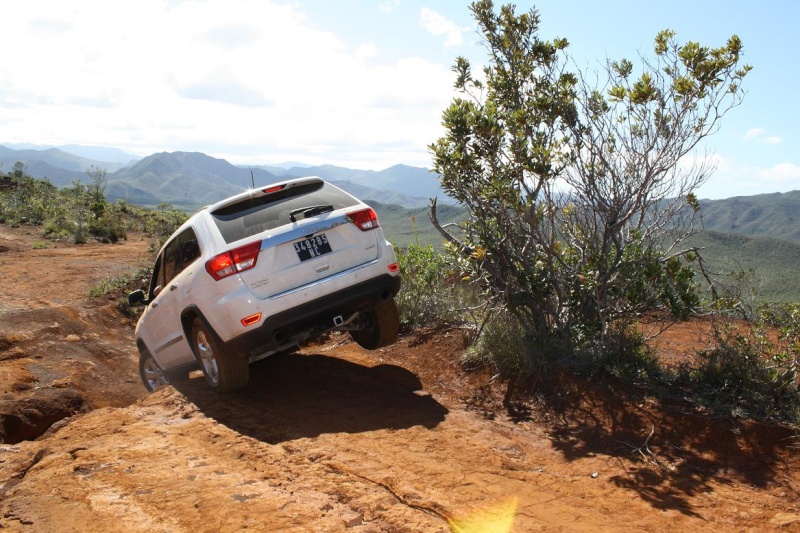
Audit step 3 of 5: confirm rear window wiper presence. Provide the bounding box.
[289,204,334,222]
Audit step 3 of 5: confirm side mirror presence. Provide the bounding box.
[128,289,146,306]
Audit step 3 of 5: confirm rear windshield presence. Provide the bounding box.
[210,181,359,244]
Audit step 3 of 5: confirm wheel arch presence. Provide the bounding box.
[180,305,223,351]
[135,337,150,355]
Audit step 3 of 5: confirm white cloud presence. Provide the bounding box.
[355,43,379,59]
[378,0,400,13]
[0,0,458,169]
[742,128,782,145]
[742,128,764,141]
[758,163,800,184]
[419,7,467,47]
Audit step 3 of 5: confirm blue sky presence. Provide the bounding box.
[1,1,797,199]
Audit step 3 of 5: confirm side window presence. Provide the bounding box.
[148,254,165,300]
[156,227,201,290]
[163,238,180,283]
[179,228,201,269]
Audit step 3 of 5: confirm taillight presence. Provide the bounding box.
[348,208,379,231]
[205,241,261,281]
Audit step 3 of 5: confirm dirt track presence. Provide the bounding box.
[0,224,799,532]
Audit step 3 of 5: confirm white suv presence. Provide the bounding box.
[128,177,401,392]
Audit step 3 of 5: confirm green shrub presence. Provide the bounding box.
[43,217,75,240]
[89,275,133,298]
[141,207,188,249]
[395,244,475,329]
[690,306,800,422]
[573,329,664,385]
[88,208,127,243]
[462,309,535,375]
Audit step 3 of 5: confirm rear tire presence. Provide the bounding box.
[138,347,170,392]
[191,318,249,393]
[351,298,400,350]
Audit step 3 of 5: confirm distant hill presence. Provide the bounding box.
[107,152,280,208]
[0,146,101,186]
[686,229,800,302]
[699,191,800,244]
[0,144,135,173]
[4,143,800,301]
[280,163,447,204]
[371,201,467,248]
[56,144,140,165]
[328,180,431,209]
[3,142,139,163]
[0,145,448,209]
[105,153,440,210]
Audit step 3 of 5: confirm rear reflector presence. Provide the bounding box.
[388,263,399,273]
[241,313,262,327]
[206,241,261,281]
[348,208,379,231]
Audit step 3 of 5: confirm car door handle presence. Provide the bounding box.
[169,283,178,292]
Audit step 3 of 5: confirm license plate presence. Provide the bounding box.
[294,234,332,261]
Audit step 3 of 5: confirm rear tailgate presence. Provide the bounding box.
[241,212,379,299]
[208,178,381,300]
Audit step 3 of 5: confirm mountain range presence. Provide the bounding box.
[2,143,799,300]
[0,144,444,209]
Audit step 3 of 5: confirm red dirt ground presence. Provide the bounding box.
[0,224,798,532]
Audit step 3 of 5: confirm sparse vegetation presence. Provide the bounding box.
[88,265,152,317]
[686,305,800,422]
[395,243,477,329]
[0,164,187,247]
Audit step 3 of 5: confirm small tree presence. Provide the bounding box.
[12,161,26,179]
[86,165,108,204]
[430,0,750,359]
[562,30,751,338]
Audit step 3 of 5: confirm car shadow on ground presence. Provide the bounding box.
[175,350,449,444]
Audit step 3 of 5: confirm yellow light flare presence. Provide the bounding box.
[448,496,519,533]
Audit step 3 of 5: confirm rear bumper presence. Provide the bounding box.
[225,273,401,357]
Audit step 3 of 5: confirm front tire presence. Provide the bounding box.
[351,298,400,350]
[139,347,170,392]
[191,318,249,393]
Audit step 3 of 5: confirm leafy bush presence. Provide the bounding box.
[464,306,663,385]
[0,168,187,247]
[0,176,57,226]
[430,1,747,376]
[89,266,152,318]
[88,209,127,243]
[462,309,538,375]
[139,205,188,250]
[395,244,474,329]
[690,306,800,422]
[89,275,135,298]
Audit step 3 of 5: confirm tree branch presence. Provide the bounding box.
[429,197,474,255]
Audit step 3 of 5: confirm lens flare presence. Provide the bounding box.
[448,496,518,533]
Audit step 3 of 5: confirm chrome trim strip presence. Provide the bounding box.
[155,335,184,354]
[258,214,351,250]
[267,259,381,300]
